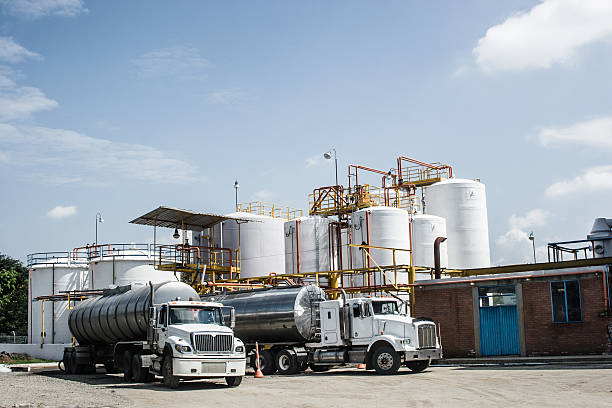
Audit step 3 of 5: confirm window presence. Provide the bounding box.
[372,301,399,315]
[169,307,223,325]
[159,305,167,327]
[550,280,581,323]
[478,286,516,307]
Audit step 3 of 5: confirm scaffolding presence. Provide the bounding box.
[237,201,303,220]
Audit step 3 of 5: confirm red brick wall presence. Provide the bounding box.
[522,276,611,356]
[414,286,475,358]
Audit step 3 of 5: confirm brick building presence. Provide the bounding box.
[414,258,612,357]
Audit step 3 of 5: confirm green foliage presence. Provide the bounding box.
[0,254,28,336]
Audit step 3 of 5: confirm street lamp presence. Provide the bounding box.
[529,232,536,263]
[95,212,104,247]
[234,180,240,210]
[323,148,338,187]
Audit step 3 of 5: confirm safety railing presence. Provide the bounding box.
[547,239,597,262]
[237,201,303,220]
[27,251,88,267]
[399,162,451,187]
[0,335,27,344]
[74,243,155,261]
[156,244,240,277]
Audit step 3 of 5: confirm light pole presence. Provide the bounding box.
[323,148,338,187]
[95,212,104,247]
[529,232,536,263]
[234,180,239,211]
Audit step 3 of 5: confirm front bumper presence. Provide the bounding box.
[404,348,442,361]
[173,356,246,378]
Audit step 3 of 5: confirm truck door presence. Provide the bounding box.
[157,305,169,352]
[351,301,373,340]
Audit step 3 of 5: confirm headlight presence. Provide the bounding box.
[175,344,192,353]
[235,345,244,353]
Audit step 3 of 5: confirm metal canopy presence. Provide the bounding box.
[129,206,252,232]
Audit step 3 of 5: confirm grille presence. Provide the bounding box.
[417,324,437,349]
[193,333,233,353]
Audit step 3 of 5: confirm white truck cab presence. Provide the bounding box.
[310,297,442,374]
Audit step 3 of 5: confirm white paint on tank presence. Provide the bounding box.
[219,212,285,278]
[28,258,88,344]
[284,217,332,274]
[412,214,448,269]
[425,178,491,269]
[350,207,411,286]
[88,248,177,289]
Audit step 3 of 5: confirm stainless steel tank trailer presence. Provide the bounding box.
[205,285,442,375]
[63,281,246,388]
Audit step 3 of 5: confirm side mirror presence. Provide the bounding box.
[230,307,236,329]
[149,306,157,327]
[359,303,368,318]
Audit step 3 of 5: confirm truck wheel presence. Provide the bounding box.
[250,349,277,375]
[275,349,298,375]
[405,360,430,373]
[225,376,242,387]
[123,350,134,381]
[162,357,180,389]
[132,354,150,383]
[372,346,400,375]
[69,352,79,375]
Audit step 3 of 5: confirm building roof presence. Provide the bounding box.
[129,206,254,232]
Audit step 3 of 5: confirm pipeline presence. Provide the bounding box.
[434,237,447,279]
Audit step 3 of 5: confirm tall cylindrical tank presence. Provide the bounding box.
[284,217,333,274]
[412,214,448,269]
[88,247,176,289]
[350,207,411,286]
[69,281,198,345]
[425,178,491,269]
[217,212,285,278]
[203,285,326,344]
[28,257,88,344]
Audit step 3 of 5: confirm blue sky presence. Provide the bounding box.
[1,0,611,265]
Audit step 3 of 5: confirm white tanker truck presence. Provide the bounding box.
[205,285,442,375]
[63,281,246,388]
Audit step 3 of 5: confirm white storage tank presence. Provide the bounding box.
[28,255,88,344]
[88,246,177,289]
[412,214,448,268]
[425,178,491,269]
[284,217,333,274]
[218,212,285,278]
[350,207,411,286]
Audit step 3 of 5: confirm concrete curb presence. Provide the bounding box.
[433,355,612,366]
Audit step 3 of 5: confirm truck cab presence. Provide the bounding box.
[312,297,442,374]
[146,299,246,387]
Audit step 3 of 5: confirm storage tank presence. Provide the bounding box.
[425,178,491,269]
[350,207,411,286]
[284,217,333,274]
[88,247,176,289]
[28,255,88,344]
[587,218,612,258]
[69,281,198,345]
[412,214,448,272]
[217,212,285,278]
[203,285,326,344]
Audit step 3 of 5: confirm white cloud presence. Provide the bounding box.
[47,205,77,219]
[495,208,552,264]
[536,116,612,150]
[0,37,41,63]
[253,189,274,200]
[545,165,612,197]
[206,90,244,105]
[473,0,612,72]
[0,123,201,185]
[0,0,87,19]
[132,46,211,80]
[305,155,323,168]
[0,85,58,120]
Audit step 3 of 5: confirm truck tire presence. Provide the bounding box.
[275,349,298,375]
[225,376,243,387]
[162,357,180,389]
[131,354,150,383]
[405,360,430,373]
[123,350,134,381]
[371,346,400,375]
[250,349,277,375]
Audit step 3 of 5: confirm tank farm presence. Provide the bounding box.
[28,154,490,348]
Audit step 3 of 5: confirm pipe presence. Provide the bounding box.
[603,267,609,312]
[296,220,300,274]
[434,237,447,279]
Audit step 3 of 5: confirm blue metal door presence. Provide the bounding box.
[479,305,520,356]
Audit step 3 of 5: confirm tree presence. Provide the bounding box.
[0,254,28,336]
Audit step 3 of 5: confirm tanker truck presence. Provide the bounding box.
[204,285,442,375]
[62,281,246,388]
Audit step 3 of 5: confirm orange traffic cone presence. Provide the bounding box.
[254,342,264,378]
[357,363,366,369]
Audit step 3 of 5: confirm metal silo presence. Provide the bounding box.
[425,178,491,269]
[284,216,333,275]
[411,214,448,280]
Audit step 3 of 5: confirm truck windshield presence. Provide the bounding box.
[372,301,399,315]
[169,307,223,325]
